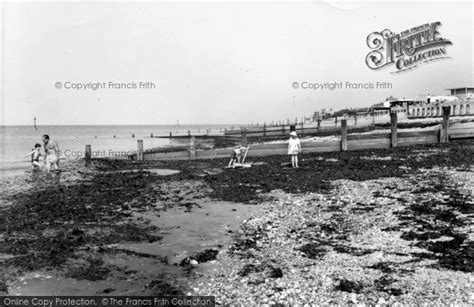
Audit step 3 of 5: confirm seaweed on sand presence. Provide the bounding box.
[297,243,328,259]
[335,279,365,293]
[394,172,474,272]
[374,276,403,296]
[237,263,283,279]
[0,170,164,272]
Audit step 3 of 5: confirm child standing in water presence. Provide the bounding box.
[288,131,301,168]
[26,143,43,169]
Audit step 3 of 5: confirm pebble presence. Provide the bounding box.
[350,293,358,304]
[377,297,387,304]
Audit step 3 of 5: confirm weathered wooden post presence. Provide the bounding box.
[335,116,338,126]
[169,131,172,138]
[440,106,450,143]
[189,136,196,160]
[282,125,285,135]
[263,122,266,137]
[241,129,248,147]
[188,130,191,137]
[390,111,398,148]
[317,118,321,129]
[85,145,92,161]
[354,114,358,126]
[137,140,144,161]
[341,119,347,151]
[301,119,304,137]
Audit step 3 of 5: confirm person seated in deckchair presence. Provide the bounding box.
[228,146,248,168]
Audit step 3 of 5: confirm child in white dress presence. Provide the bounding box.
[288,131,301,168]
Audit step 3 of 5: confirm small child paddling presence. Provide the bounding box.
[26,143,43,169]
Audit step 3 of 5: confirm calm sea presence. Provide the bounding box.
[0,125,233,177]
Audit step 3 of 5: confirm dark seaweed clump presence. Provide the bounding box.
[237,263,283,279]
[335,279,365,293]
[392,173,474,272]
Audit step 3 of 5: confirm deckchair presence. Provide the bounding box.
[232,147,251,168]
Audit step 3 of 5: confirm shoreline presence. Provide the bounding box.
[0,140,472,303]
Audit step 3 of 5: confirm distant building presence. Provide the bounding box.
[447,87,474,100]
[309,87,472,122]
[312,108,333,121]
[408,87,473,118]
[370,99,412,118]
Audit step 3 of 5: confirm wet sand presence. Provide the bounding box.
[0,140,472,303]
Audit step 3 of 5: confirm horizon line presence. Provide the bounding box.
[0,123,246,126]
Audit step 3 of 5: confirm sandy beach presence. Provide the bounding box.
[0,139,472,304]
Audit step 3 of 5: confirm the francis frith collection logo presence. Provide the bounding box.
[365,22,452,73]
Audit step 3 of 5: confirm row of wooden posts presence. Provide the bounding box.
[84,107,452,161]
[225,116,369,137]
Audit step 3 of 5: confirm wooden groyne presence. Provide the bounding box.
[84,107,474,162]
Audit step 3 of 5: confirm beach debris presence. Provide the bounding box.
[180,249,219,266]
[335,279,365,293]
[266,266,283,278]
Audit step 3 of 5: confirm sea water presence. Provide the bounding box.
[0,125,232,177]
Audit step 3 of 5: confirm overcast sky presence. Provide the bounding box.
[1,1,473,125]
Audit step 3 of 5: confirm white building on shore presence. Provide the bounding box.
[408,87,473,118]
